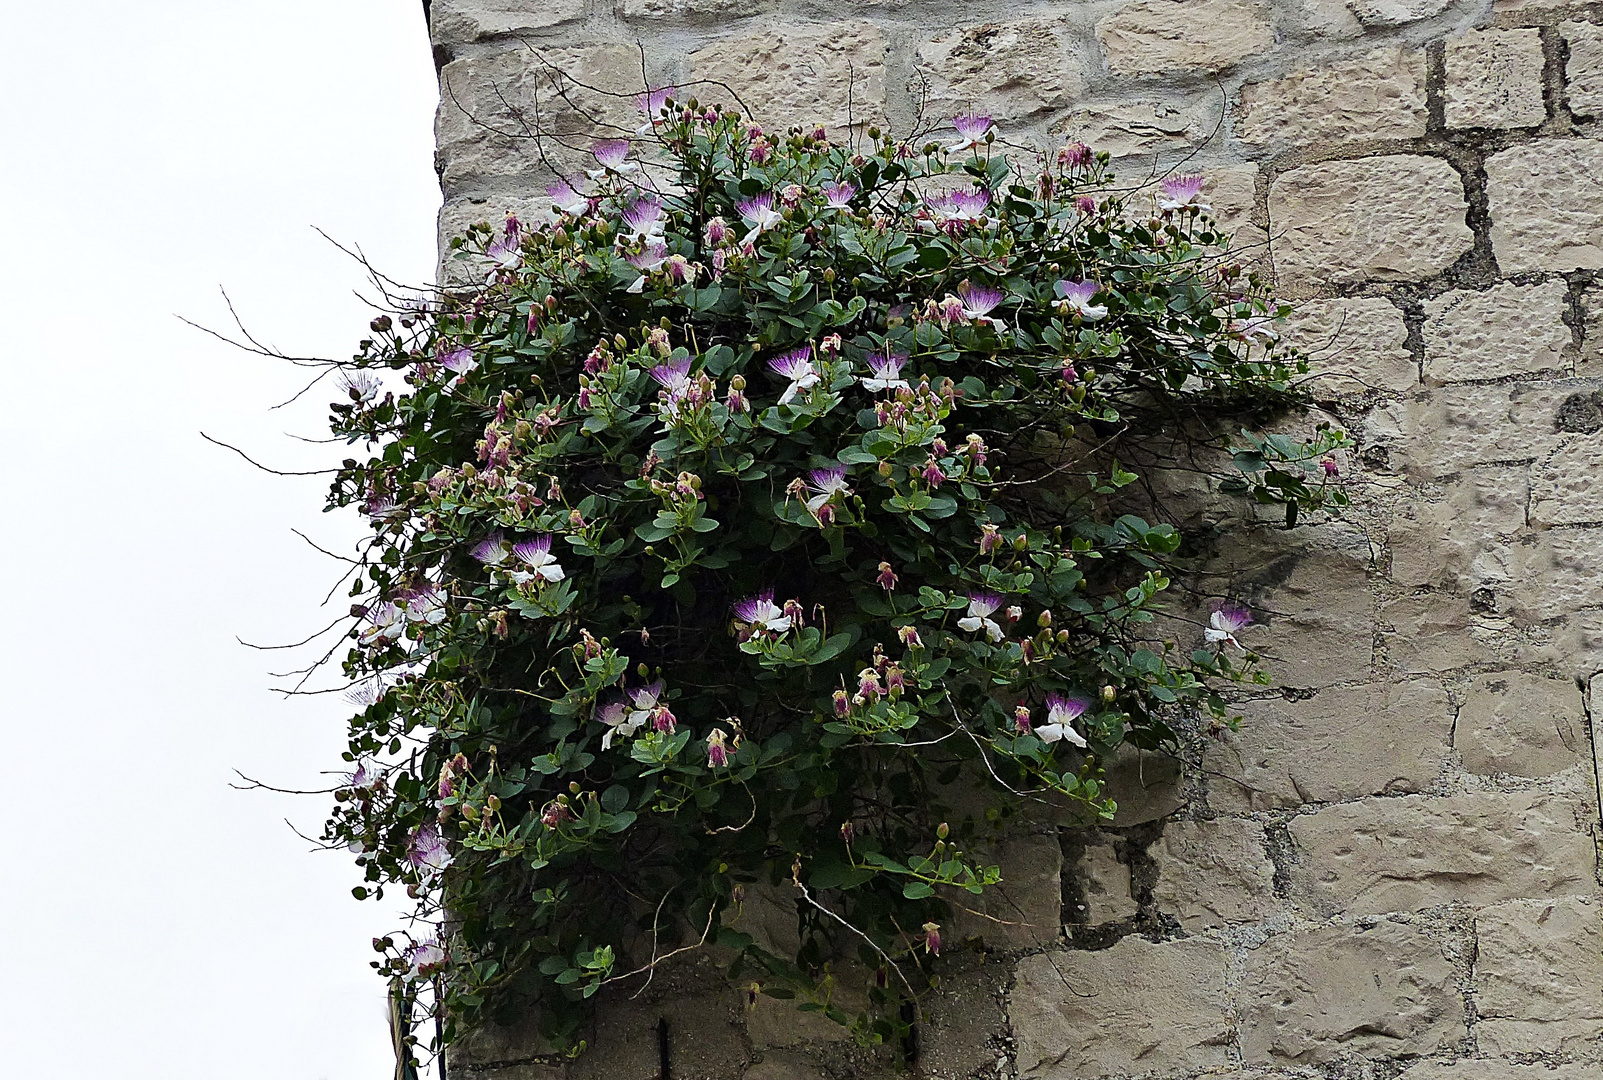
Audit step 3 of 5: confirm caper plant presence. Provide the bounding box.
[320,94,1348,1057]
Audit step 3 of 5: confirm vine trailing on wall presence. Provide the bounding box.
[315,89,1348,1064]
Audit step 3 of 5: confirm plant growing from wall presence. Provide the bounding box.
[318,93,1347,1061]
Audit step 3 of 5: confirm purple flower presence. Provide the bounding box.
[399,584,447,626]
[804,465,851,514]
[1038,694,1090,748]
[877,561,899,592]
[596,697,644,751]
[407,938,447,978]
[510,535,565,584]
[1075,194,1097,215]
[769,346,820,405]
[706,727,730,767]
[358,602,405,647]
[471,533,511,566]
[549,176,591,215]
[820,180,857,208]
[948,189,991,222]
[408,822,453,875]
[651,356,692,392]
[1205,601,1253,650]
[1159,174,1209,212]
[1053,280,1107,321]
[957,591,1005,642]
[636,85,677,133]
[590,138,637,175]
[1061,141,1092,169]
[347,758,380,789]
[486,227,521,271]
[922,921,942,955]
[948,111,996,153]
[1230,317,1278,347]
[736,192,783,234]
[1321,456,1339,477]
[625,242,669,292]
[860,352,909,393]
[619,197,666,244]
[438,345,476,377]
[733,590,793,634]
[957,282,1004,325]
[922,457,946,487]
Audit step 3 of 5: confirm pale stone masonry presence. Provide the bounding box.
[425,0,1603,1077]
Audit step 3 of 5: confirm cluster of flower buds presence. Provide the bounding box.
[870,375,955,439]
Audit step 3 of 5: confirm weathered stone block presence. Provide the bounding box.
[1382,591,1493,674]
[1207,680,1454,812]
[1444,28,1547,129]
[919,955,1011,1080]
[1011,938,1232,1077]
[1205,164,1263,253]
[1423,281,1573,382]
[1505,526,1603,621]
[1367,383,1569,479]
[436,46,649,189]
[1563,20,1603,118]
[430,0,585,42]
[623,0,779,15]
[1050,92,1225,160]
[1475,896,1603,1056]
[1075,839,1137,923]
[950,833,1063,950]
[1400,1060,1601,1079]
[1456,670,1587,778]
[1388,467,1528,590]
[746,993,850,1051]
[569,958,751,1080]
[1239,920,1466,1065]
[1104,745,1187,824]
[1348,0,1453,26]
[742,1054,831,1080]
[1151,819,1278,928]
[914,20,1083,123]
[1096,0,1274,77]
[1282,296,1417,393]
[1486,139,1603,273]
[689,22,888,133]
[1289,791,1597,914]
[1268,155,1472,286]
[1581,283,1603,373]
[1235,47,1428,150]
[1533,434,1603,525]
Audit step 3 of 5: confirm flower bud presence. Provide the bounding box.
[1102,685,1117,703]
[936,821,949,840]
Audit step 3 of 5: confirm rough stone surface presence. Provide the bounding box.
[1151,819,1278,928]
[1564,20,1603,117]
[1096,0,1274,77]
[1388,467,1528,591]
[1049,92,1225,160]
[1011,938,1232,1077]
[1368,382,1570,479]
[622,0,778,15]
[1422,281,1573,382]
[1455,670,1587,777]
[950,833,1063,949]
[1444,28,1548,129]
[1475,896,1603,1056]
[1269,155,1473,285]
[914,20,1082,123]
[1582,282,1603,373]
[1282,296,1418,392]
[1399,1062,1601,1079]
[1486,139,1603,273]
[1289,791,1597,914]
[431,0,586,42]
[1104,746,1188,824]
[1348,0,1453,26]
[1504,526,1603,621]
[1533,434,1603,525]
[1076,839,1138,923]
[1239,919,1466,1065]
[689,23,888,133]
[1207,680,1454,811]
[1235,46,1428,150]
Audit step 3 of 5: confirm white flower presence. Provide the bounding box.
[1036,694,1089,748]
[956,591,1005,642]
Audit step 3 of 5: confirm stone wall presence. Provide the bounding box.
[425,0,1603,1077]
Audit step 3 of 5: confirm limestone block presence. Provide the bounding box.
[1151,819,1278,928]
[569,959,751,1080]
[1268,155,1472,286]
[1456,671,1586,778]
[1104,746,1187,824]
[450,1014,558,1070]
[1203,164,1262,252]
[1581,283,1603,373]
[1011,938,1232,1077]
[1239,920,1466,1065]
[624,0,779,15]
[1288,791,1597,915]
[1400,1061,1602,1079]
[1368,382,1569,479]
[724,880,802,958]
[688,22,888,134]
[1475,896,1603,1056]
[1444,28,1547,129]
[950,833,1063,949]
[1486,139,1603,274]
[1050,92,1225,161]
[1206,680,1454,812]
[918,955,1011,1080]
[1287,0,1364,39]
[1505,526,1603,621]
[1076,840,1138,923]
[742,1054,831,1080]
[914,20,1084,123]
[1235,47,1428,150]
[1423,282,1573,382]
[1534,434,1603,524]
[436,46,650,189]
[1563,20,1603,118]
[745,994,849,1051]
[1282,296,1417,393]
[1347,0,1453,26]
[1389,467,1528,590]
[430,0,586,42]
[1381,591,1492,674]
[1096,0,1274,77]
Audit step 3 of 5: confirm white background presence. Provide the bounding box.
[1,3,441,1076]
